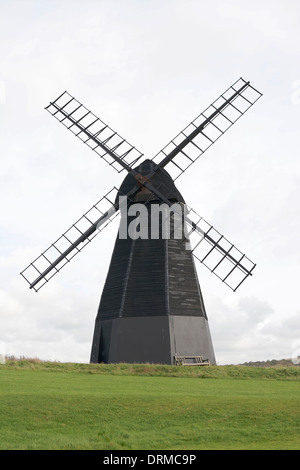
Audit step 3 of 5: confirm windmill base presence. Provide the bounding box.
[90,315,216,365]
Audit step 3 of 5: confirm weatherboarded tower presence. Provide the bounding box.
[90,161,216,365]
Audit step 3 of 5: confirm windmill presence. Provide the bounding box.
[21,78,262,365]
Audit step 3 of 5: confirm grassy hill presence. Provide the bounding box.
[1,359,299,450]
[3,357,300,379]
[239,358,299,367]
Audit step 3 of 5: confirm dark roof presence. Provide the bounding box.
[117,159,185,204]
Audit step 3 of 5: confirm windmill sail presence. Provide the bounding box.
[184,206,256,291]
[20,188,119,291]
[150,77,262,180]
[22,77,261,293]
[45,91,144,173]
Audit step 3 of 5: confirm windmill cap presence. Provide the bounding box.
[116,159,185,204]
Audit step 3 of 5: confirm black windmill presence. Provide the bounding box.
[21,78,262,365]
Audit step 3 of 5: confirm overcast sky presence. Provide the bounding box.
[0,0,299,365]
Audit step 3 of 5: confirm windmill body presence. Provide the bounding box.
[90,159,216,364]
[21,78,262,365]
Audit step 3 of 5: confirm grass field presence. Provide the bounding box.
[0,361,299,450]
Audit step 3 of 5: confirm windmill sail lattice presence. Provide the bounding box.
[21,188,119,291]
[45,91,144,173]
[151,78,262,180]
[184,206,256,291]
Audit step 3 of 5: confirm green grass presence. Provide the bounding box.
[0,362,299,450]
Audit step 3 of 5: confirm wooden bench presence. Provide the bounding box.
[174,355,210,366]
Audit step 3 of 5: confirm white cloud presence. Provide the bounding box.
[218,2,287,39]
